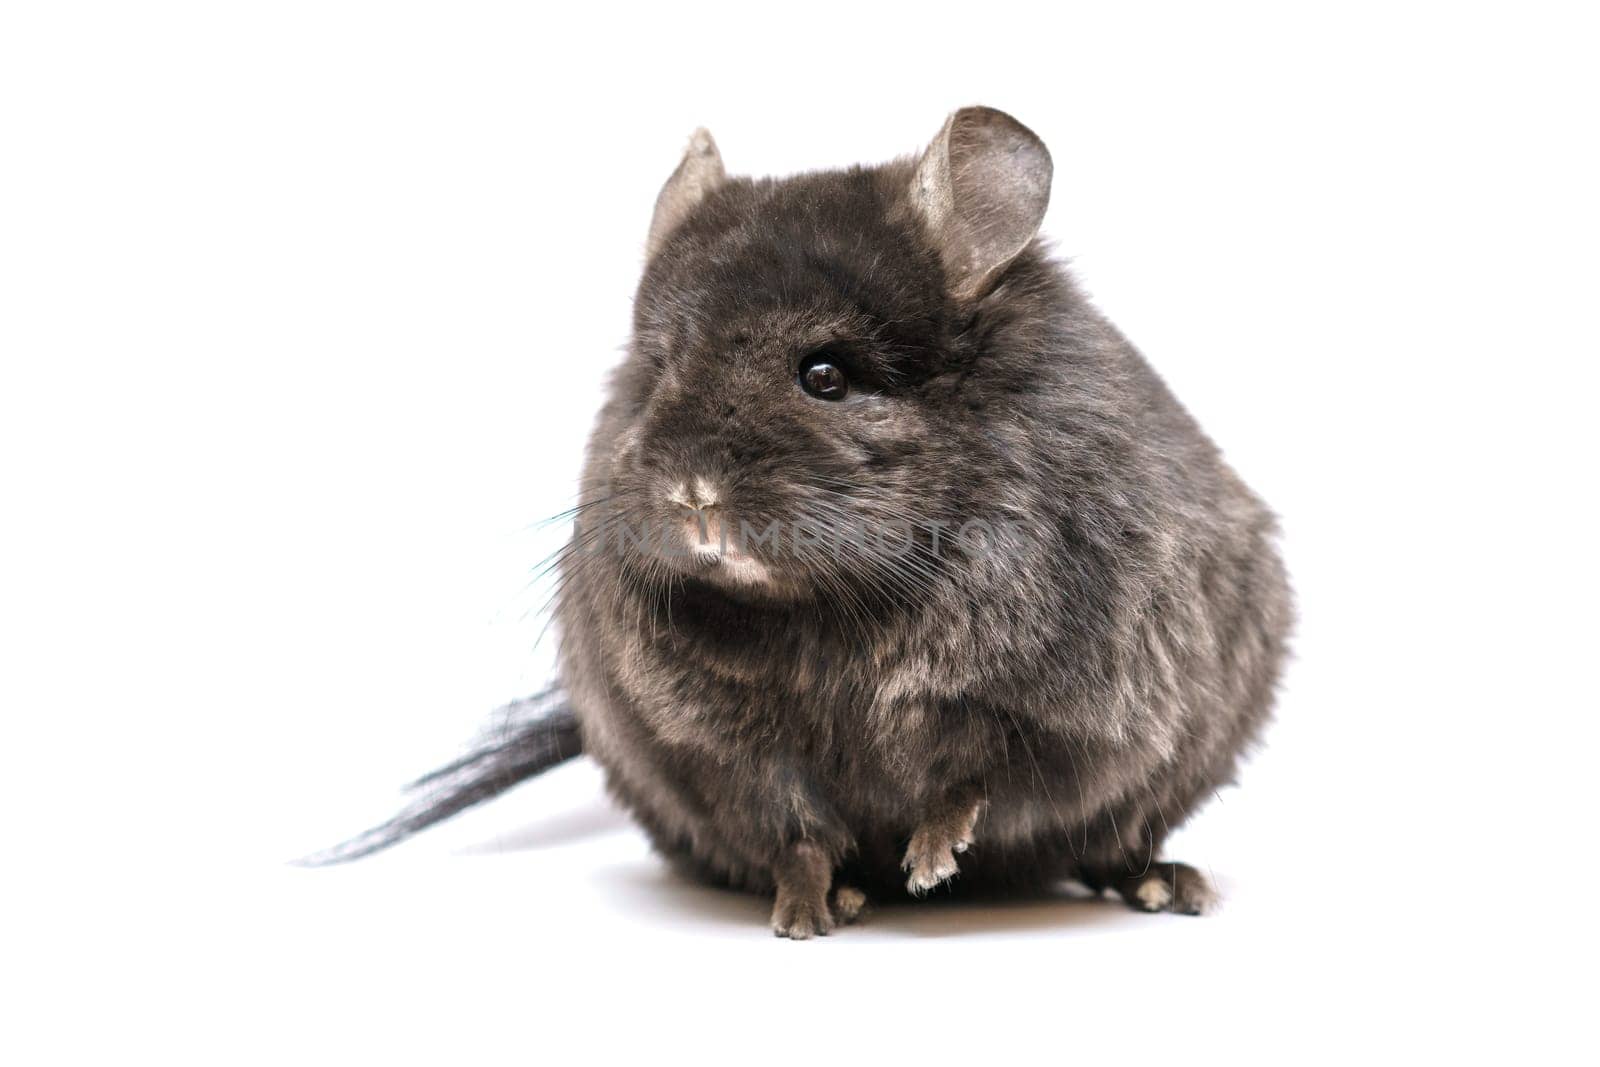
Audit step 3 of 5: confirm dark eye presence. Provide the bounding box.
[799,356,849,401]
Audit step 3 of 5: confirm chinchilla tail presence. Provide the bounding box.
[294,687,583,866]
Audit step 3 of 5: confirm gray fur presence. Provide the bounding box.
[556,107,1293,936]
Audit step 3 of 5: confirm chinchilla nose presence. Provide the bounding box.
[666,475,721,512]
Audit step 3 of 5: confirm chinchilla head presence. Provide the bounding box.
[596,107,1057,609]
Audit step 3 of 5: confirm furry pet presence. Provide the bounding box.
[312,107,1292,939]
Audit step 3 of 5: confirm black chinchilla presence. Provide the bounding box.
[307,107,1293,938]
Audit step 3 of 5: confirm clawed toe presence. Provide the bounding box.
[771,895,834,939]
[902,829,963,894]
[832,886,868,924]
[901,797,981,895]
[1116,862,1217,916]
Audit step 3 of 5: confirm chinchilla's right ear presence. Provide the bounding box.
[646,128,726,257]
[910,106,1053,301]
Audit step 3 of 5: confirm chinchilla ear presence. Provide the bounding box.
[646,128,726,257]
[911,106,1052,301]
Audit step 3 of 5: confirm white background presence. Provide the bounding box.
[3,2,1596,1062]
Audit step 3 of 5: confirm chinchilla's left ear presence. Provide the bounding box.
[910,106,1052,301]
[646,128,726,257]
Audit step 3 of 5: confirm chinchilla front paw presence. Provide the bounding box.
[902,794,982,895]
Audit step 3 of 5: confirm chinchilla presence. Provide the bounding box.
[306,107,1293,938]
